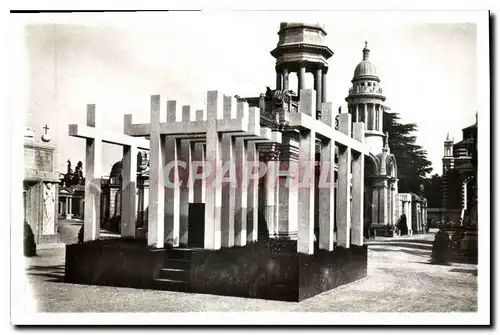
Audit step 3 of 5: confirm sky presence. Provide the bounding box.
[22,11,478,177]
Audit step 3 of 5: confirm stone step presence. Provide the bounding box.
[165,248,197,260]
[367,241,433,250]
[165,258,190,270]
[151,278,188,292]
[159,268,189,281]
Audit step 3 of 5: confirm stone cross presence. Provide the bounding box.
[43,124,49,134]
[69,107,149,241]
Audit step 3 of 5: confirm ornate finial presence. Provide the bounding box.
[362,41,370,60]
[475,112,478,124]
[338,105,342,114]
[41,124,51,143]
[446,132,450,141]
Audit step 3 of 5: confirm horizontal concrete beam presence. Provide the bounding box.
[288,112,368,154]
[69,124,150,150]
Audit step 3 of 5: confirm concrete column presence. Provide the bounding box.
[165,100,181,247]
[204,91,224,250]
[283,69,289,91]
[336,113,352,248]
[234,138,248,246]
[83,104,101,241]
[298,130,315,253]
[318,103,335,251]
[121,144,138,237]
[148,95,165,248]
[315,68,323,117]
[351,123,365,246]
[277,132,299,240]
[265,156,279,238]
[179,139,192,246]
[298,66,306,94]
[65,197,69,215]
[192,141,206,204]
[297,89,316,254]
[221,133,236,247]
[276,72,282,90]
[190,110,207,204]
[322,71,327,102]
[372,186,379,224]
[246,137,259,243]
[220,95,237,248]
[356,104,359,124]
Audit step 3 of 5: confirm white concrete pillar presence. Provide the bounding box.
[246,136,259,243]
[192,142,206,204]
[235,138,248,246]
[148,95,165,248]
[351,122,365,246]
[204,91,224,250]
[121,144,138,237]
[165,100,181,247]
[318,102,335,251]
[83,104,101,241]
[297,89,316,254]
[179,139,192,246]
[336,113,352,248]
[265,157,279,238]
[221,95,237,248]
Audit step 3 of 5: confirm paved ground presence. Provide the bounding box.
[24,220,477,312]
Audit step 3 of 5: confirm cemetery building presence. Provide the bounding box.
[441,115,478,225]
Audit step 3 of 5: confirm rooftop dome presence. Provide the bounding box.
[353,42,378,79]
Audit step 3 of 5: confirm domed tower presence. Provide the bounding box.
[271,22,333,118]
[345,42,386,154]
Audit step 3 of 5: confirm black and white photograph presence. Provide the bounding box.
[8,6,491,326]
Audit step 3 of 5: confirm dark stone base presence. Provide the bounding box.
[65,239,368,302]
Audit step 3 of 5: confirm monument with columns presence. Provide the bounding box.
[65,22,370,302]
[345,42,399,236]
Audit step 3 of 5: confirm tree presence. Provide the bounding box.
[383,112,433,194]
[423,174,442,208]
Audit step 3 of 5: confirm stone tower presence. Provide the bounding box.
[345,42,398,235]
[270,22,334,118]
[345,42,387,155]
[441,132,455,209]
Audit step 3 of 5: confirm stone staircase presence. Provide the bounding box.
[152,248,196,292]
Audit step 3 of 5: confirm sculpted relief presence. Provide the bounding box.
[43,183,56,235]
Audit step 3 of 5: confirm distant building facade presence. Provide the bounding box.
[441,115,478,225]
